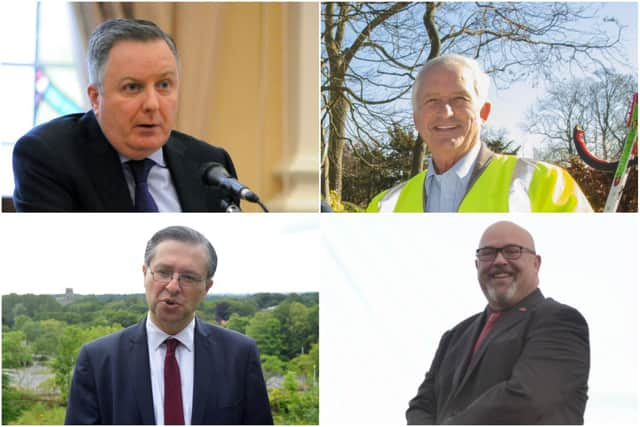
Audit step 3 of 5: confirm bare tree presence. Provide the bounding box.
[589,70,636,159]
[526,70,636,163]
[322,2,414,202]
[524,79,589,161]
[322,1,627,205]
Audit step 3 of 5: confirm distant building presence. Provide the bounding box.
[57,288,76,305]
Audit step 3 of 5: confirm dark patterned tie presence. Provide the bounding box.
[164,338,184,425]
[127,159,159,212]
[472,311,501,355]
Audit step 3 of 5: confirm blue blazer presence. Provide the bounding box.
[13,111,239,212]
[65,318,273,425]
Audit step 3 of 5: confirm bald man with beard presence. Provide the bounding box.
[406,221,590,425]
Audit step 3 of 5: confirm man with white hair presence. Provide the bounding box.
[367,54,592,212]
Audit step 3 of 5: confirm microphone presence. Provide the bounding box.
[200,162,260,203]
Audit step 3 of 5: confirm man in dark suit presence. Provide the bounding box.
[13,19,238,212]
[65,226,273,425]
[406,221,590,425]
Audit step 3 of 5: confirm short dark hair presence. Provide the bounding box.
[88,18,179,89]
[144,226,217,279]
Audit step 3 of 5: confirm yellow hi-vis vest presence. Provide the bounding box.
[366,154,593,212]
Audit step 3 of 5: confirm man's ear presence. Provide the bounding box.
[205,279,213,293]
[87,84,100,114]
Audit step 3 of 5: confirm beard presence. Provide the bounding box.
[485,281,518,309]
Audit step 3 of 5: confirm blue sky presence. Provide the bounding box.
[325,2,638,160]
[489,2,638,157]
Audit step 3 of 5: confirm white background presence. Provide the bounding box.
[319,213,638,424]
[0,214,320,295]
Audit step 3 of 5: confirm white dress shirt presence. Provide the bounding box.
[120,149,182,212]
[425,141,481,212]
[146,315,195,425]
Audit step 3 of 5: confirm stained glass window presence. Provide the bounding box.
[0,2,86,197]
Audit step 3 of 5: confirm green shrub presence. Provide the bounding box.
[11,402,66,425]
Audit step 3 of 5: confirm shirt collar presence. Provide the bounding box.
[426,140,482,181]
[146,314,195,352]
[119,148,166,167]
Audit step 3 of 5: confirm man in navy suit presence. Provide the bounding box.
[406,221,590,424]
[13,19,238,212]
[65,226,273,425]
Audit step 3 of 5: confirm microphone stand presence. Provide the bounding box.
[220,199,242,212]
[219,196,269,212]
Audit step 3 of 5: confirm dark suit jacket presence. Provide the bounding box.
[64,317,273,425]
[406,289,590,425]
[13,111,239,212]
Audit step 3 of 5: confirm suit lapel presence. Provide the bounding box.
[163,137,209,211]
[80,112,134,211]
[191,318,219,424]
[457,289,546,392]
[463,309,525,385]
[129,320,156,424]
[451,314,484,393]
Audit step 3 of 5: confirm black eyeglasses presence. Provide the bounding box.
[148,268,205,288]
[475,245,536,261]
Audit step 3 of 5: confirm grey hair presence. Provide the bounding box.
[144,226,217,279]
[411,54,490,111]
[88,18,179,90]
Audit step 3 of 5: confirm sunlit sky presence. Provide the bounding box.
[336,2,638,160]
[488,2,638,158]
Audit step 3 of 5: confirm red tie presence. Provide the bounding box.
[164,338,185,425]
[472,311,501,355]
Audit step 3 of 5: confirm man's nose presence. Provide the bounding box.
[434,101,454,118]
[142,87,160,112]
[165,274,181,293]
[493,250,508,264]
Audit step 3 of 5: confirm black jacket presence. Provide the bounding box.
[13,110,238,212]
[407,289,590,424]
